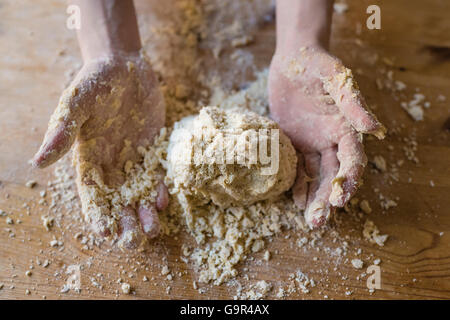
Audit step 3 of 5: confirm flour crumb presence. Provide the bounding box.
[41,216,54,231]
[363,220,389,246]
[351,259,364,269]
[25,180,37,188]
[161,265,170,276]
[121,283,131,294]
[401,93,426,121]
[334,3,349,14]
[372,155,387,172]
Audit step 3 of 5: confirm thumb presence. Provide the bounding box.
[32,84,88,168]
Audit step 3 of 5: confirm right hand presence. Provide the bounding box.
[32,52,168,249]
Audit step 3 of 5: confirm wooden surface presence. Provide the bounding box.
[0,0,449,300]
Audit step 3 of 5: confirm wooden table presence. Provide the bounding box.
[0,0,449,299]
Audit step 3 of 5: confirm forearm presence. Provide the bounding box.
[275,0,333,53]
[71,0,141,61]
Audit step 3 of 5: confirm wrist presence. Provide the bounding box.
[275,33,328,56]
[79,43,141,63]
[275,0,332,54]
[73,0,141,62]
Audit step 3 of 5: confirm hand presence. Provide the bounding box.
[269,46,386,228]
[32,52,168,249]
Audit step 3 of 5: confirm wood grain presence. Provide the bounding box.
[0,0,449,299]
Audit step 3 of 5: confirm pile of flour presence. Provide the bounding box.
[120,72,305,284]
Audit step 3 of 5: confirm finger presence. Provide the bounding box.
[322,63,386,139]
[32,84,89,168]
[303,153,321,227]
[138,204,160,239]
[305,148,339,228]
[118,206,144,250]
[73,142,117,238]
[76,181,114,238]
[155,181,169,211]
[304,153,320,205]
[292,152,307,210]
[329,132,367,207]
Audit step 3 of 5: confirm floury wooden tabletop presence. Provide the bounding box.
[0,0,449,299]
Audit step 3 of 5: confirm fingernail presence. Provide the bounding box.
[138,206,160,239]
[89,216,111,238]
[305,200,330,228]
[118,210,143,250]
[156,183,168,211]
[142,220,160,239]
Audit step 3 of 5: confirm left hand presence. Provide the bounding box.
[269,46,386,228]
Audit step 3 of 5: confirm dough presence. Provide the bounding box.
[166,106,297,208]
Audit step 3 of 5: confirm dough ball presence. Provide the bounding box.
[166,106,297,207]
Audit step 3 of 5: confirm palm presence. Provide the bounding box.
[269,47,385,228]
[33,53,167,248]
[73,56,164,187]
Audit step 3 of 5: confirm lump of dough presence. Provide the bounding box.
[166,106,297,208]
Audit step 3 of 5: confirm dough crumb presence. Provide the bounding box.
[363,220,389,246]
[121,283,131,294]
[333,3,349,14]
[359,200,372,214]
[239,280,272,300]
[372,155,387,172]
[351,259,364,269]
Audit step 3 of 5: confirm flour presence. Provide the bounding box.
[117,76,301,284]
